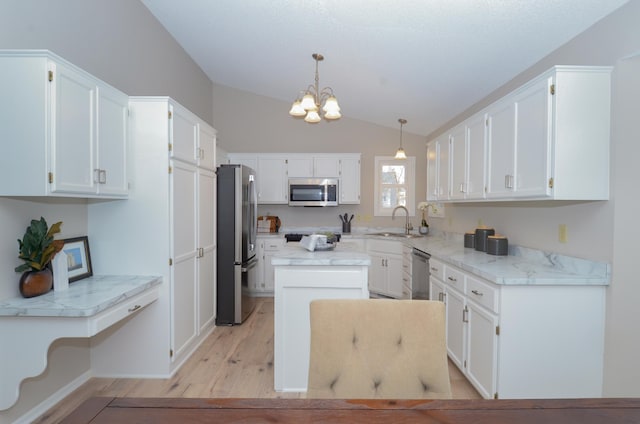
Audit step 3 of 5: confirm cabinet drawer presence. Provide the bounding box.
[264,239,284,250]
[467,276,499,313]
[444,267,466,293]
[429,258,444,281]
[89,286,160,336]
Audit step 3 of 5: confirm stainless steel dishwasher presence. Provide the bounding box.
[411,247,430,299]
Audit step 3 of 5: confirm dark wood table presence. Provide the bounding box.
[60,397,640,423]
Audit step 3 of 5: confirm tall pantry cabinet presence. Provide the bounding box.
[88,97,217,377]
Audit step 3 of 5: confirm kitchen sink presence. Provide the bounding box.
[371,232,421,239]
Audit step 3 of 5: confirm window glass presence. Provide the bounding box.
[374,156,415,216]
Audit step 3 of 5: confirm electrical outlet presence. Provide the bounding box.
[558,224,568,243]
[428,202,445,218]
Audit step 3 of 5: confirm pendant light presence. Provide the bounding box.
[394,118,408,159]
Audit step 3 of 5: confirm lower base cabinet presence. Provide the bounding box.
[252,237,285,296]
[430,258,605,399]
[367,239,404,298]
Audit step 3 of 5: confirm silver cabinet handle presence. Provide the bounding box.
[463,306,469,323]
[128,304,141,313]
[438,292,444,302]
[471,289,483,296]
[431,267,439,272]
[447,276,457,282]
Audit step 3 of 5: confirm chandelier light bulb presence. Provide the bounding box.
[289,100,306,117]
[304,107,321,123]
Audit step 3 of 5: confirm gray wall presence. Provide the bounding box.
[0,0,213,420]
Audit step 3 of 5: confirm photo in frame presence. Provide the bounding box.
[62,236,93,282]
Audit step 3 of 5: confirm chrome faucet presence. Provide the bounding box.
[392,205,412,235]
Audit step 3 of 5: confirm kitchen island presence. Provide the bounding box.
[272,241,370,392]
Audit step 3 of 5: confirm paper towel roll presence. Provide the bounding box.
[52,252,69,291]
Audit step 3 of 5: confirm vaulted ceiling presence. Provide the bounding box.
[141,0,628,136]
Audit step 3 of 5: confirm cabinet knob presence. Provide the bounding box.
[471,289,483,296]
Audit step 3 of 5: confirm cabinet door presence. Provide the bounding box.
[486,99,516,198]
[171,105,198,164]
[96,84,128,196]
[228,154,258,172]
[446,288,466,370]
[314,157,340,177]
[426,142,438,201]
[449,124,466,200]
[170,160,198,360]
[466,300,499,399]
[198,123,217,171]
[435,137,450,200]
[339,156,360,204]
[258,157,288,204]
[287,157,313,177]
[50,61,97,195]
[197,169,216,333]
[466,113,486,199]
[430,277,446,303]
[368,252,387,295]
[513,76,552,197]
[386,254,404,298]
[254,241,265,292]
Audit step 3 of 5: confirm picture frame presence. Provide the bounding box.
[62,236,93,282]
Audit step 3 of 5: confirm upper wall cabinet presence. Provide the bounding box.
[428,65,611,203]
[0,50,129,198]
[227,153,361,204]
[170,102,217,171]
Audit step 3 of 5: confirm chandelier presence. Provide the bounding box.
[289,53,341,123]
[394,118,408,159]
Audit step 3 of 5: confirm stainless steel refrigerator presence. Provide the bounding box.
[216,164,258,325]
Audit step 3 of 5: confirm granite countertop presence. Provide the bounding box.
[264,228,609,286]
[0,275,162,317]
[271,241,371,266]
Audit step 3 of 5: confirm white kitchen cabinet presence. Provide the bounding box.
[432,65,611,203]
[449,123,467,200]
[426,136,449,201]
[258,157,288,204]
[172,104,217,171]
[485,66,611,200]
[171,160,198,359]
[338,155,361,204]
[227,154,258,172]
[367,239,403,298]
[0,50,128,198]
[430,257,604,399]
[314,157,341,177]
[228,153,360,204]
[465,112,487,200]
[286,157,313,177]
[197,168,216,333]
[227,154,288,204]
[253,237,284,295]
[87,97,216,377]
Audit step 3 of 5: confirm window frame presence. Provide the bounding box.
[373,156,416,217]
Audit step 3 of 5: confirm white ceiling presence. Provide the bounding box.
[141,0,628,136]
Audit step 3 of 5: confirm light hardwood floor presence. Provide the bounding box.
[34,297,480,423]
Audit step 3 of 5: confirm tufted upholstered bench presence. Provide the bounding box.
[307,299,451,399]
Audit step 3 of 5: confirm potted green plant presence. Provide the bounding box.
[15,217,63,298]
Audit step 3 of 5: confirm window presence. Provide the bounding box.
[374,156,416,216]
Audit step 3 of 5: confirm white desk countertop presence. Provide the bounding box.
[0,275,162,317]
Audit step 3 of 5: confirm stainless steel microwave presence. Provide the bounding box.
[288,178,338,207]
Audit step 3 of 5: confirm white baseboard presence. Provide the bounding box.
[13,370,92,424]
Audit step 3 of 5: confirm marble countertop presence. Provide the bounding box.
[0,275,162,317]
[271,241,371,266]
[263,229,609,286]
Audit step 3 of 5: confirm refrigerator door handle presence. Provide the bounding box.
[249,174,257,252]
